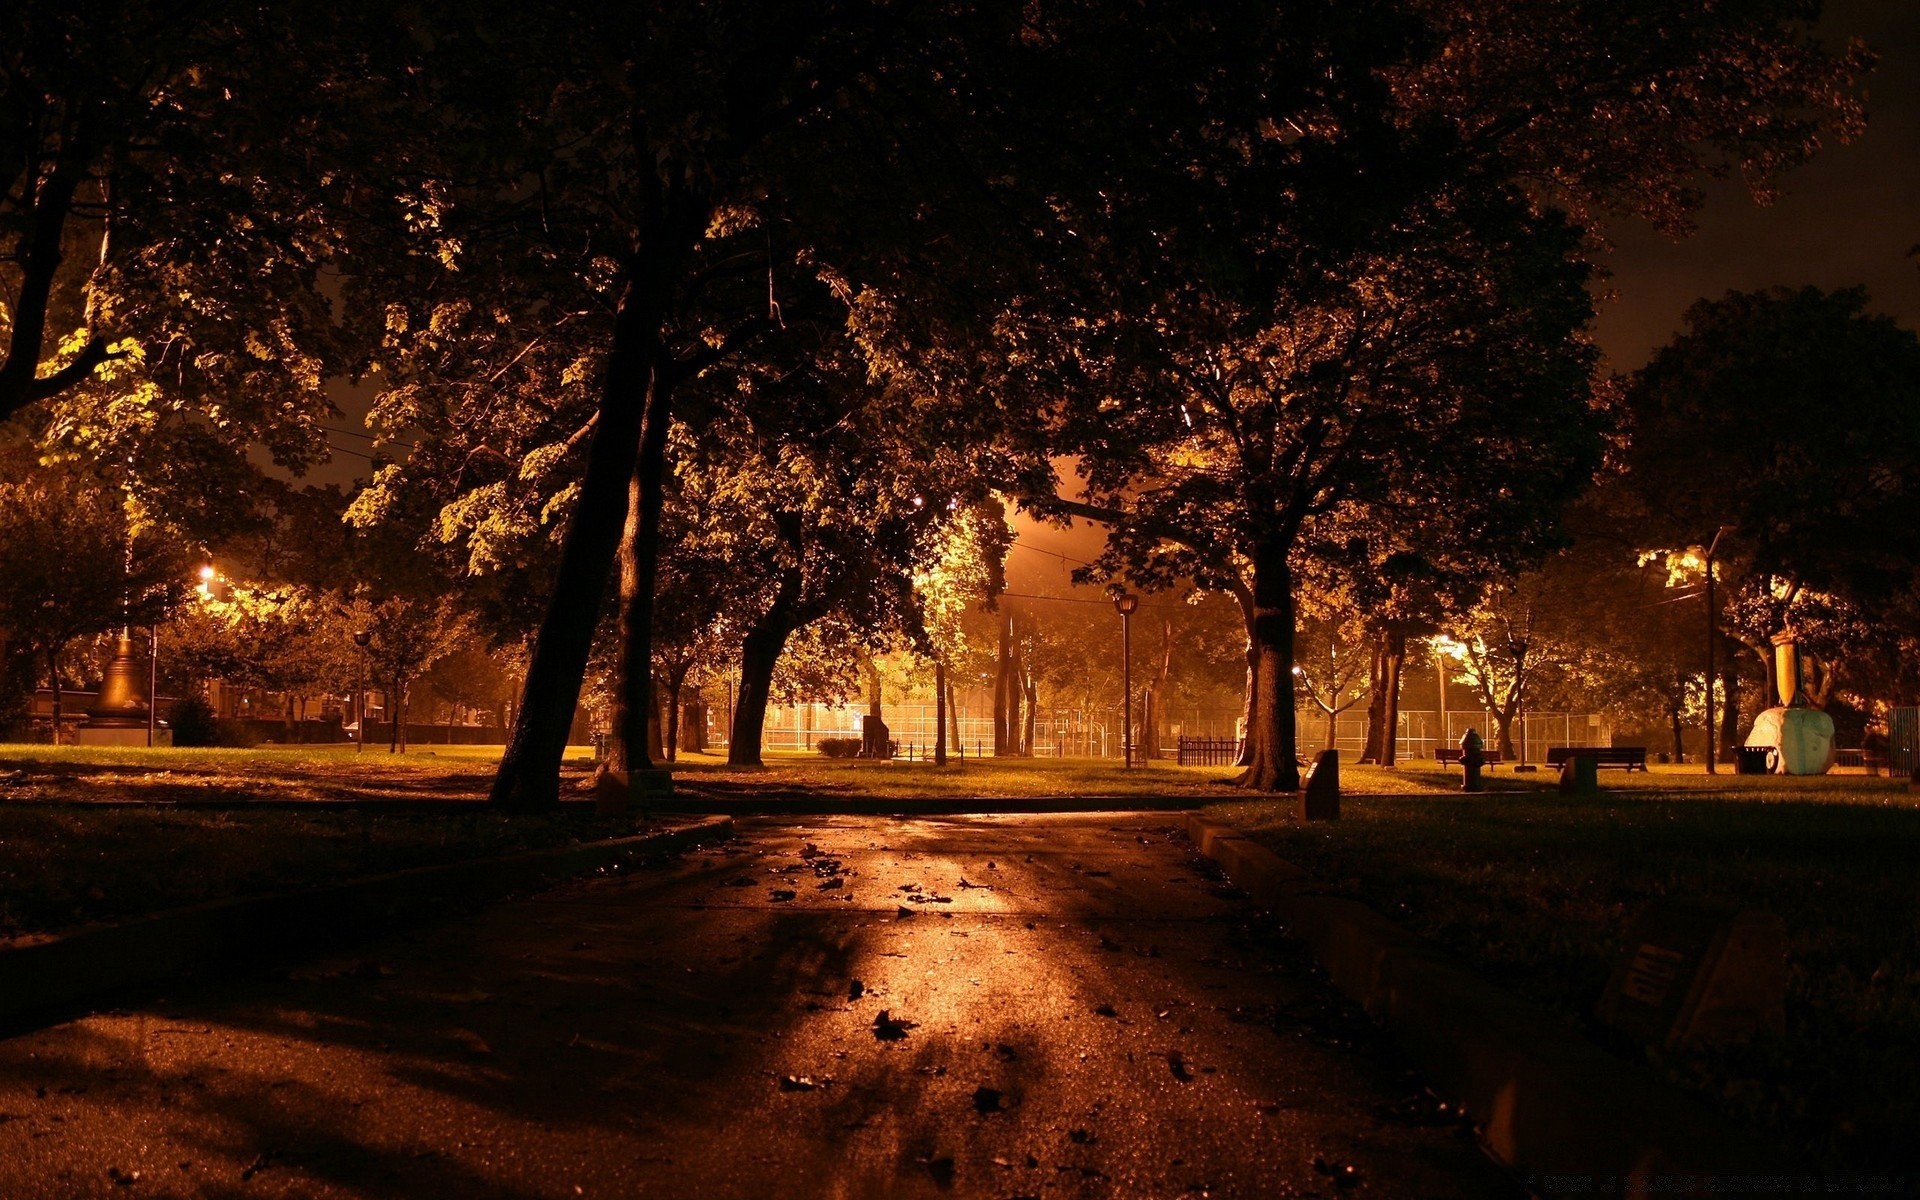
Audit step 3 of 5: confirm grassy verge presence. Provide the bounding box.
[0,742,643,943]
[0,805,671,943]
[0,742,599,805]
[1205,770,1920,1172]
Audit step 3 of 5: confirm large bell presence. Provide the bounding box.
[86,631,151,728]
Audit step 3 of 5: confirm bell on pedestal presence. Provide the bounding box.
[85,631,152,729]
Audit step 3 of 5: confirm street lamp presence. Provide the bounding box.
[1113,592,1138,767]
[353,629,372,754]
[1703,527,1732,775]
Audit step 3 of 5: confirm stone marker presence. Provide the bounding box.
[1300,749,1339,821]
[1557,753,1599,796]
[594,767,675,815]
[1597,898,1787,1051]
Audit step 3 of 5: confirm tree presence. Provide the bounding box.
[0,459,183,732]
[1007,0,1863,790]
[364,597,464,754]
[1623,287,1920,726]
[1,1,403,463]
[1293,615,1371,753]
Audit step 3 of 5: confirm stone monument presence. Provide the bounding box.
[1743,633,1834,775]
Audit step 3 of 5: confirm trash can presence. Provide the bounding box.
[1735,746,1771,775]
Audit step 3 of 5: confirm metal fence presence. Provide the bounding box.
[742,700,1605,764]
[1299,709,1612,765]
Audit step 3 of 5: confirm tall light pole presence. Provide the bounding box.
[147,625,159,747]
[1113,593,1138,767]
[1703,527,1730,775]
[353,629,372,754]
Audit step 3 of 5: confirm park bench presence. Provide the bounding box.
[1545,746,1648,772]
[1833,747,1888,774]
[1434,747,1504,767]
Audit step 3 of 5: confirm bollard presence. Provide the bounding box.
[1558,753,1599,796]
[1460,729,1486,793]
[1300,749,1339,820]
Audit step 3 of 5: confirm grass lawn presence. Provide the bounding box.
[0,742,622,943]
[1205,766,1920,1172]
[0,742,600,805]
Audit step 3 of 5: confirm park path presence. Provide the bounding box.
[0,814,1514,1199]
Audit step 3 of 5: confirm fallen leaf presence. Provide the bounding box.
[848,979,866,1000]
[818,878,844,890]
[1167,1052,1193,1082]
[1093,1003,1118,1018]
[873,1010,916,1041]
[769,889,797,902]
[973,1086,1004,1114]
[922,1155,956,1188]
[779,1075,819,1092]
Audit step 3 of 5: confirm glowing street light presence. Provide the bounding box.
[1113,592,1138,767]
[353,628,372,754]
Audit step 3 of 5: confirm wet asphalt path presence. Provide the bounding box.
[0,814,1516,1199]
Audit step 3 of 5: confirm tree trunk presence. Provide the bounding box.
[1669,684,1686,763]
[1378,631,1406,766]
[445,701,457,744]
[1232,587,1256,766]
[678,700,706,754]
[934,659,948,765]
[729,621,791,767]
[491,187,704,812]
[1021,669,1037,757]
[1359,640,1388,763]
[1493,704,1518,761]
[1238,540,1301,792]
[863,655,885,758]
[1325,706,1338,751]
[1719,659,1741,762]
[1145,618,1173,760]
[947,676,961,757]
[48,647,63,745]
[993,614,1014,756]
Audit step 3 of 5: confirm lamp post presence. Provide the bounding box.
[1703,527,1730,775]
[147,625,158,748]
[353,629,372,754]
[1113,593,1138,767]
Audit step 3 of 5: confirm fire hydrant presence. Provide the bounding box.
[1460,729,1486,793]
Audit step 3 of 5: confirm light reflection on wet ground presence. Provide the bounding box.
[0,814,1514,1199]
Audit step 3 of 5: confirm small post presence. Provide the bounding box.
[1301,749,1340,820]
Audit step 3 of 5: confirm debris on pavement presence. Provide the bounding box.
[872,1010,916,1041]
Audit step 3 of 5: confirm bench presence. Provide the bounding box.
[1546,746,1648,772]
[1833,747,1887,775]
[1435,747,1505,767]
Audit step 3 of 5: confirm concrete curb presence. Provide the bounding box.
[0,816,733,1032]
[1187,814,1786,1192]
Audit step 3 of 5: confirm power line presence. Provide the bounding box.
[999,589,1188,612]
[1009,538,1098,569]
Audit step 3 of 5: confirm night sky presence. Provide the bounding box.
[1595,0,1920,368]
